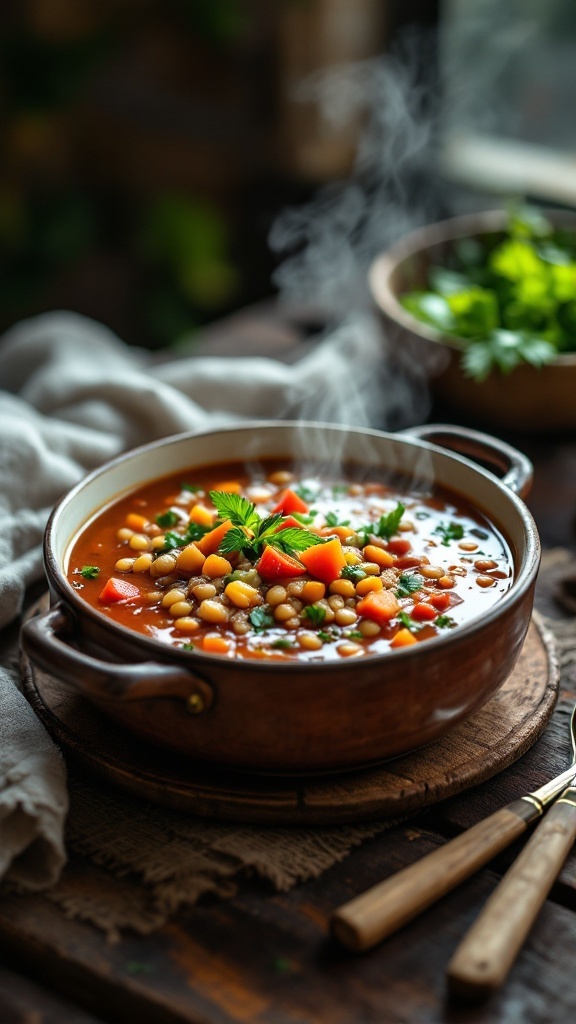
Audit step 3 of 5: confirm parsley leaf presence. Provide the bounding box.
[211,490,323,561]
[435,614,456,629]
[395,572,424,598]
[80,565,100,579]
[359,502,405,542]
[340,564,367,583]
[156,510,179,528]
[210,491,261,531]
[160,522,209,550]
[270,638,296,650]
[397,610,422,633]
[249,607,275,632]
[302,604,327,627]
[433,521,464,546]
[325,511,350,528]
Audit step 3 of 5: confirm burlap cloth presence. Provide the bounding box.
[6,547,575,942]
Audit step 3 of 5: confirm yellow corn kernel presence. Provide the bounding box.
[364,544,394,568]
[203,553,232,578]
[344,551,362,565]
[189,503,214,527]
[328,579,355,598]
[355,576,383,596]
[301,580,326,603]
[126,512,149,532]
[176,543,206,574]
[224,579,260,608]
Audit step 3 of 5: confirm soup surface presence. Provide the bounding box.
[67,460,514,661]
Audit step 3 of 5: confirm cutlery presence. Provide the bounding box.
[331,705,576,955]
[447,710,576,999]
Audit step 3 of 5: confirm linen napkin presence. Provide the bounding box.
[0,308,385,891]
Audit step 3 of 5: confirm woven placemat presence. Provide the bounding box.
[18,550,576,939]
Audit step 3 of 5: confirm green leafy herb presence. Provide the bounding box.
[435,615,456,629]
[156,510,179,529]
[292,510,318,525]
[433,521,465,546]
[325,510,350,528]
[181,642,195,650]
[270,638,296,650]
[294,484,317,503]
[160,522,210,551]
[400,203,575,380]
[397,610,422,633]
[358,502,405,542]
[317,629,337,643]
[340,564,367,583]
[80,564,100,579]
[181,482,202,492]
[302,603,327,627]
[249,607,275,632]
[211,490,323,561]
[344,630,364,641]
[395,572,424,598]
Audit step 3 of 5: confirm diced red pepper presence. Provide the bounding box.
[411,602,437,622]
[428,591,451,612]
[356,588,400,625]
[256,544,307,582]
[272,488,309,515]
[275,515,303,531]
[98,577,140,604]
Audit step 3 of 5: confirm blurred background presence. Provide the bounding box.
[1,0,574,351]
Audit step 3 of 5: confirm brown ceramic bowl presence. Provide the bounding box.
[370,210,576,432]
[21,420,539,774]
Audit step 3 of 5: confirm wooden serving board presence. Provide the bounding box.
[21,615,558,825]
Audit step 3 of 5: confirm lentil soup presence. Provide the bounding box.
[67,460,514,662]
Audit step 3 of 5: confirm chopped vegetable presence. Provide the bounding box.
[80,565,100,579]
[272,488,310,515]
[256,545,307,582]
[299,537,347,584]
[356,589,400,625]
[99,577,140,603]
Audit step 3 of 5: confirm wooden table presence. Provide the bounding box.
[2,304,576,1024]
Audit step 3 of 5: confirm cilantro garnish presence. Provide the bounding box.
[395,572,424,598]
[433,521,464,546]
[358,502,405,542]
[181,642,195,650]
[80,565,100,579]
[317,629,336,643]
[270,638,296,650]
[435,614,456,629]
[325,511,350,528]
[249,607,275,632]
[156,510,179,529]
[344,630,364,641]
[397,610,422,633]
[302,604,327,627]
[294,484,317,503]
[160,522,210,551]
[340,565,367,583]
[210,490,323,562]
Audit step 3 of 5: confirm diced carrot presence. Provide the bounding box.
[356,588,399,625]
[98,577,140,604]
[212,480,242,494]
[429,592,451,611]
[272,488,309,515]
[189,503,214,527]
[320,525,354,543]
[203,634,232,654]
[196,519,234,555]
[387,538,412,555]
[125,512,149,532]
[301,580,326,603]
[175,543,206,574]
[363,544,394,568]
[411,602,437,622]
[256,545,307,582]
[298,537,346,585]
[203,553,233,578]
[390,627,418,648]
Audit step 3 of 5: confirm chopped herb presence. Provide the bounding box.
[325,511,350,528]
[359,502,405,542]
[80,565,100,579]
[435,615,457,629]
[395,572,424,598]
[270,638,296,650]
[181,642,195,650]
[292,510,318,525]
[397,610,422,633]
[317,630,336,643]
[294,484,317,503]
[156,510,179,528]
[433,521,465,546]
[181,483,201,492]
[332,485,349,497]
[249,607,275,632]
[211,490,323,561]
[160,522,210,550]
[341,564,367,583]
[344,630,364,641]
[302,603,327,627]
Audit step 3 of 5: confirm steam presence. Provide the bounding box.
[268,31,447,432]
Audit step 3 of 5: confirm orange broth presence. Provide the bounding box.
[67,460,514,661]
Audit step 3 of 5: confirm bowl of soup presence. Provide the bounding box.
[21,421,539,772]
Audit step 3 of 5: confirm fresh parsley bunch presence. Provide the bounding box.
[210,491,323,562]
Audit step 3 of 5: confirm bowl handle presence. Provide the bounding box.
[400,423,533,498]
[20,603,215,716]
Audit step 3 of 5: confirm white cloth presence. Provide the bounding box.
[0,308,384,891]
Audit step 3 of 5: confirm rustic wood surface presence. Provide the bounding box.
[1,303,576,1023]
[21,617,557,826]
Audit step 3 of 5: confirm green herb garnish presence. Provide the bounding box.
[270,638,296,650]
[181,483,201,492]
[317,630,336,643]
[435,614,456,629]
[80,565,100,579]
[156,510,179,529]
[433,521,464,546]
[325,511,350,528]
[302,603,327,627]
[340,564,367,583]
[249,607,275,632]
[160,522,210,551]
[397,610,422,633]
[358,502,405,542]
[211,491,323,562]
[344,630,364,641]
[395,572,424,598]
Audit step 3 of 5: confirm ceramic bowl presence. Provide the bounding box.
[369,210,576,432]
[21,420,540,773]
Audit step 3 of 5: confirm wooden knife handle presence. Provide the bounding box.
[331,799,540,952]
[447,787,576,1000]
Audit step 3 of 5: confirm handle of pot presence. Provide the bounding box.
[20,603,215,715]
[400,423,533,498]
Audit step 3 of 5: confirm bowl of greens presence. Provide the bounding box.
[369,205,576,431]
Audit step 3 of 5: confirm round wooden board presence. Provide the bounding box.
[21,614,559,825]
